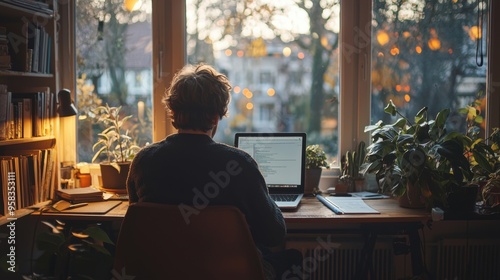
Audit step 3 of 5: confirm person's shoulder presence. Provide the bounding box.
[212,142,256,164]
[133,139,168,161]
[137,140,162,154]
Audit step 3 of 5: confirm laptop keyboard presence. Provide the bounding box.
[271,194,299,202]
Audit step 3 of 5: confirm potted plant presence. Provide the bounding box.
[362,100,473,209]
[339,141,367,192]
[459,92,500,209]
[482,169,500,210]
[305,144,329,195]
[92,104,141,192]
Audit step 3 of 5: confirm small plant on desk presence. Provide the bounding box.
[92,104,143,192]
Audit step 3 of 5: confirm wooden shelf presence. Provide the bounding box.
[0,1,54,18]
[0,70,53,78]
[0,208,34,226]
[0,136,56,150]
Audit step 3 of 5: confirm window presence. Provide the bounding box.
[259,71,274,85]
[184,0,495,167]
[186,0,341,162]
[65,1,497,168]
[370,0,489,136]
[75,0,153,163]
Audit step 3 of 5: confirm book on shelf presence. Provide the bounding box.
[3,20,29,72]
[28,22,40,73]
[0,26,11,70]
[0,84,11,140]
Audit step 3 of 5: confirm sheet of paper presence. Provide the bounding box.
[324,196,380,214]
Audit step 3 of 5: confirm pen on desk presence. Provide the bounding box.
[68,203,88,209]
[315,194,344,215]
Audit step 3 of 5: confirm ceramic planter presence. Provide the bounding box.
[305,168,323,195]
[99,162,130,193]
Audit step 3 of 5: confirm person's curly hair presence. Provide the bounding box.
[163,64,232,131]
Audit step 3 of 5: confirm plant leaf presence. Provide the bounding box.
[384,100,397,116]
[82,226,115,245]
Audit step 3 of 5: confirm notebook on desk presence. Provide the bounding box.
[48,200,122,214]
[234,132,306,210]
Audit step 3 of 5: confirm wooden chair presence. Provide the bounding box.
[112,203,266,280]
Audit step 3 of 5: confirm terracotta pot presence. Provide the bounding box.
[99,162,130,193]
[482,181,500,208]
[398,183,425,209]
[305,168,322,195]
[354,179,365,192]
[334,181,350,195]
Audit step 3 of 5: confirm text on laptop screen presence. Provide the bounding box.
[237,136,303,188]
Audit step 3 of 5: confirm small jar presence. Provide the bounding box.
[76,171,91,188]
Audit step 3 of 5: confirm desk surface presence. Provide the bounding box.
[32,196,430,225]
[284,196,428,224]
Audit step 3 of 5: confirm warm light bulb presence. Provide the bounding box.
[428,38,441,51]
[469,26,482,41]
[282,47,292,57]
[267,88,275,97]
[377,30,390,46]
[404,94,411,102]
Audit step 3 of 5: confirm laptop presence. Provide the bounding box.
[234,132,306,209]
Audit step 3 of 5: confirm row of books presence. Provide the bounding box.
[0,84,55,140]
[0,148,56,215]
[0,20,52,73]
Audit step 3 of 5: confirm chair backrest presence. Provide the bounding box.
[113,203,266,280]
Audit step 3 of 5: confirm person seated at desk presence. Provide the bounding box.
[126,63,302,279]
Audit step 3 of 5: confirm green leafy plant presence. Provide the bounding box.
[305,144,329,169]
[33,220,114,279]
[92,104,141,170]
[482,169,500,209]
[458,92,500,182]
[340,141,366,181]
[362,100,472,207]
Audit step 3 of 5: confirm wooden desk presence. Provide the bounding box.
[32,196,429,223]
[31,196,430,279]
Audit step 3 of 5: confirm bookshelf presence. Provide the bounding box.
[0,0,59,225]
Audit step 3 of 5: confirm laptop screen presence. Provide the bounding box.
[234,133,306,193]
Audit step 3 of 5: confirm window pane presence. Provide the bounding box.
[371,0,488,134]
[76,0,153,163]
[186,0,341,162]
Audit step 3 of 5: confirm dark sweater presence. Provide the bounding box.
[126,133,286,247]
